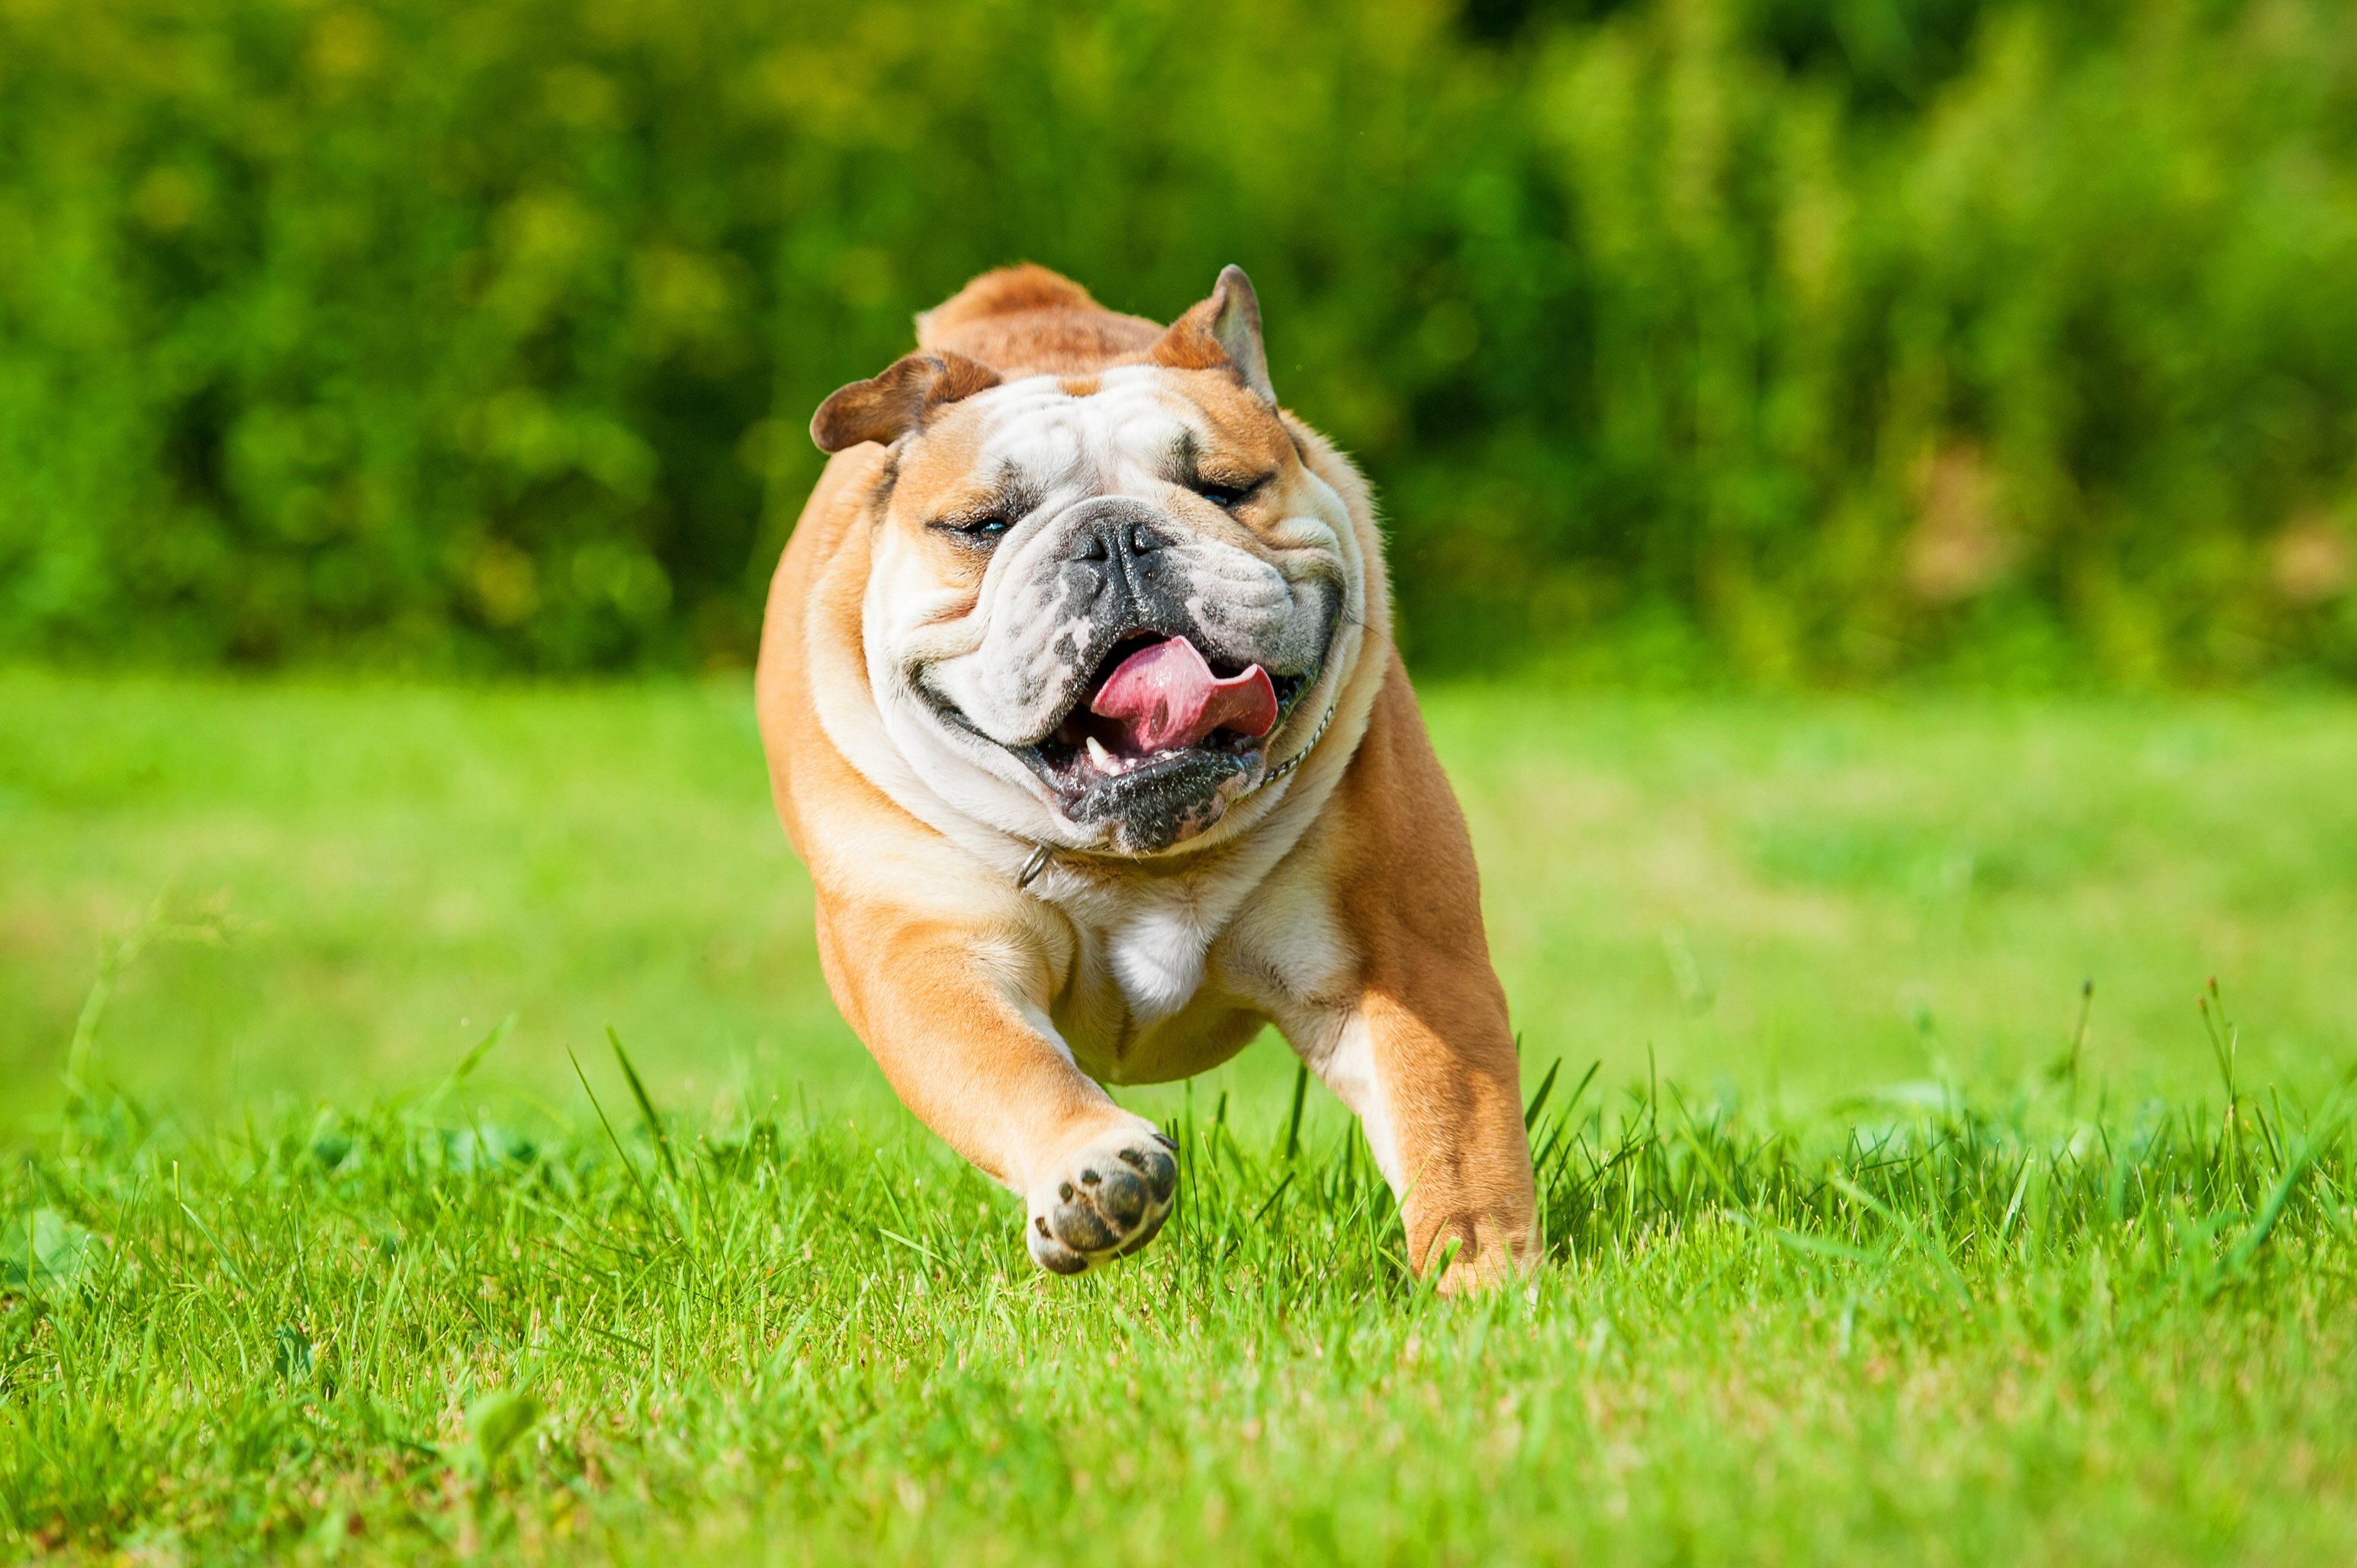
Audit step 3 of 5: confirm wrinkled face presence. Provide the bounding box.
[862,365,1358,856]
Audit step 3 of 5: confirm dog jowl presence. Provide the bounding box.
[757,264,1534,1289]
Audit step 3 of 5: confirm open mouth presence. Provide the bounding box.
[1015,635,1312,821]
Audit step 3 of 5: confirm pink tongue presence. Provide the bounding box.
[1088,637,1278,753]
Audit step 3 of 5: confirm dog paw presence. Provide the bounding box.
[1025,1126,1179,1275]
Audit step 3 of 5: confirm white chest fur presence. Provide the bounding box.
[1037,799,1354,1053]
[1103,898,1214,1025]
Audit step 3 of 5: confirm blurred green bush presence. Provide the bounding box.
[2,0,2353,680]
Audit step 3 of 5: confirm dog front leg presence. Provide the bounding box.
[1291,975,1535,1293]
[815,901,1177,1274]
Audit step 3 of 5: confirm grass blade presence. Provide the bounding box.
[609,1026,680,1186]
[568,1046,673,1240]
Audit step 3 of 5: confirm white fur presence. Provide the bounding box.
[1107,900,1211,1025]
[1297,1014,1404,1191]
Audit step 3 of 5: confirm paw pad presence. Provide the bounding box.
[1026,1127,1180,1276]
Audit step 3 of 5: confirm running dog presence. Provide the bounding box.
[755,264,1534,1288]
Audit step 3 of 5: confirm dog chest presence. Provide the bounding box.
[1038,886,1243,1081]
[1105,903,1212,1023]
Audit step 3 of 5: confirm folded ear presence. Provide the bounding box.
[1147,265,1274,403]
[809,350,1003,453]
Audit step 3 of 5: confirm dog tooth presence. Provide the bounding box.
[1085,736,1119,775]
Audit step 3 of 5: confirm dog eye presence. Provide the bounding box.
[934,514,1013,543]
[1191,477,1262,510]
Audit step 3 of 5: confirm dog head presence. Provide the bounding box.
[812,267,1362,856]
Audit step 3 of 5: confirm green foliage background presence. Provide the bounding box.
[3,0,2355,679]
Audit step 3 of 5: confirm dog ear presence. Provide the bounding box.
[809,350,1002,453]
[1148,265,1275,404]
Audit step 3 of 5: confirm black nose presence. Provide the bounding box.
[1072,515,1166,563]
[1055,496,1188,632]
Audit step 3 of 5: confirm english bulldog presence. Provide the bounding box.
[755,265,1535,1289]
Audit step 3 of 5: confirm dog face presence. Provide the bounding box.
[812,270,1359,856]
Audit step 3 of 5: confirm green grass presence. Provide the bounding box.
[5,670,2357,1562]
[8,671,2357,1122]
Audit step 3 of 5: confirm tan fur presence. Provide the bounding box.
[915,263,1163,376]
[756,266,1534,1289]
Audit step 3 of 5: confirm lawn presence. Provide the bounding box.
[4,670,2356,1563]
